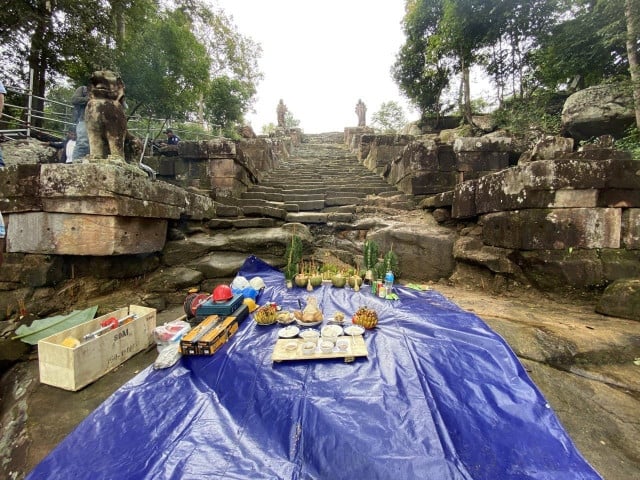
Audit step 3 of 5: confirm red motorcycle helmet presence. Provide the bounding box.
[212,284,233,303]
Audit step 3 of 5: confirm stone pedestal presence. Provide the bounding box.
[0,163,216,255]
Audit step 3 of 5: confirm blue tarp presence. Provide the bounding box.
[28,256,601,479]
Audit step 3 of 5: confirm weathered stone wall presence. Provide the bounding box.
[447,156,640,290]
[362,134,413,175]
[363,135,514,196]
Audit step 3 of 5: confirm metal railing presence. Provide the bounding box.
[1,76,223,143]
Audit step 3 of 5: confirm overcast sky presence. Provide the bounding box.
[214,0,417,133]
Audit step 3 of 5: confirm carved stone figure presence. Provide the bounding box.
[355,99,367,127]
[85,70,128,160]
[277,99,287,128]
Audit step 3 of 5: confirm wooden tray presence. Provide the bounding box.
[272,335,367,363]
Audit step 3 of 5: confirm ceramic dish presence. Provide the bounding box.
[335,338,350,352]
[295,318,323,327]
[299,328,320,340]
[276,311,296,325]
[278,325,300,339]
[319,340,334,353]
[321,324,343,338]
[302,341,316,355]
[343,325,365,336]
[284,341,298,351]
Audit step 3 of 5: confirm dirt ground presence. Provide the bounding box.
[1,285,639,480]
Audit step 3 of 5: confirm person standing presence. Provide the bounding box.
[0,80,6,168]
[71,85,89,161]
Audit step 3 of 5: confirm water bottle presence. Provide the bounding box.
[384,271,394,294]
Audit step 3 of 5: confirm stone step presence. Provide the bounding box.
[207,217,281,229]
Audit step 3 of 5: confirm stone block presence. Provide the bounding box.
[452,180,478,219]
[7,212,167,255]
[481,208,621,250]
[397,171,456,196]
[596,279,640,321]
[178,140,236,160]
[453,136,513,153]
[367,223,456,281]
[473,159,640,214]
[437,144,456,171]
[529,136,574,160]
[158,158,175,176]
[598,189,640,208]
[622,209,640,249]
[600,249,640,279]
[455,151,510,172]
[419,190,454,209]
[517,249,604,290]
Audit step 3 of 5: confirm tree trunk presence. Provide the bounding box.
[461,58,473,126]
[625,0,640,130]
[27,0,53,129]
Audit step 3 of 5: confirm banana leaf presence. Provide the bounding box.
[13,306,99,345]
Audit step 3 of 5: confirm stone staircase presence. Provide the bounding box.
[211,134,414,227]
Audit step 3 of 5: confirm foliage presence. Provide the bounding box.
[375,249,400,281]
[283,234,303,280]
[615,126,640,159]
[203,76,253,131]
[118,9,210,120]
[371,101,407,133]
[285,111,301,129]
[532,0,629,90]
[0,0,262,134]
[490,90,566,136]
[394,0,636,123]
[261,123,278,135]
[363,240,379,271]
[394,0,498,124]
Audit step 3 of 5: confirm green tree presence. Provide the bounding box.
[285,111,301,129]
[203,76,253,132]
[532,0,629,90]
[0,0,123,126]
[371,101,407,133]
[483,0,558,103]
[624,0,640,130]
[393,0,451,121]
[118,9,210,121]
[394,0,495,125]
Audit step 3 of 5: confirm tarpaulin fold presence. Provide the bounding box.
[27,256,601,479]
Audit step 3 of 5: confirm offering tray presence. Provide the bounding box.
[272,335,367,363]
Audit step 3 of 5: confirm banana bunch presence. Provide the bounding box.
[254,303,278,325]
[352,306,378,329]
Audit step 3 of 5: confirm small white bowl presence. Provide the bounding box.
[319,340,334,353]
[336,338,350,352]
[302,341,316,355]
[300,329,320,340]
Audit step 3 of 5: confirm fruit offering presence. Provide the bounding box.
[352,306,378,329]
[254,303,278,325]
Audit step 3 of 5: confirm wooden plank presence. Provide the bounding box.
[272,335,367,363]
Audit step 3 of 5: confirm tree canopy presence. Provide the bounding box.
[0,0,262,133]
[394,0,638,125]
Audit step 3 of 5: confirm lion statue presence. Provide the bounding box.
[85,70,128,161]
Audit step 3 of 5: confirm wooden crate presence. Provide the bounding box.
[38,305,156,391]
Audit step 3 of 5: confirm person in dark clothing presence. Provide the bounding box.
[164,129,180,145]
